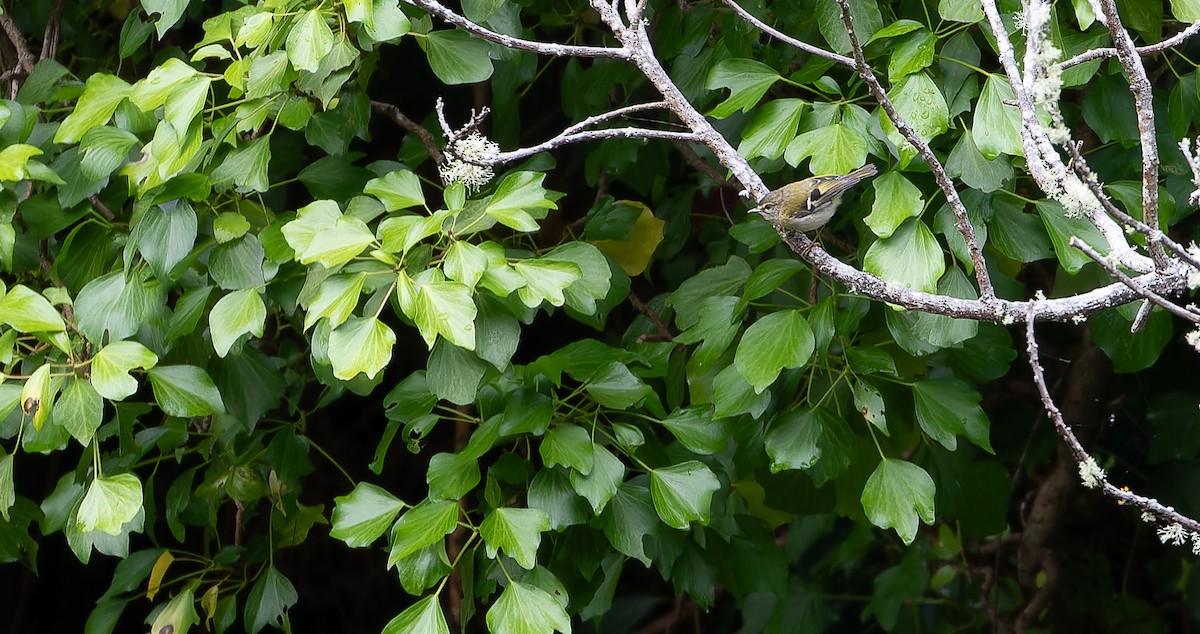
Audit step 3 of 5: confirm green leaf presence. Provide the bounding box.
[649,461,720,529]
[76,473,142,535]
[712,364,772,420]
[660,407,730,455]
[737,99,806,161]
[377,213,447,254]
[244,566,297,634]
[426,451,481,500]
[1172,0,1200,21]
[365,170,426,211]
[149,588,199,634]
[143,0,188,37]
[425,29,494,84]
[528,468,589,530]
[542,241,613,314]
[287,10,337,73]
[209,289,267,357]
[382,596,450,634]
[211,135,271,193]
[147,366,225,417]
[330,483,406,548]
[817,0,884,54]
[585,361,651,409]
[600,481,657,564]
[55,74,132,144]
[328,316,396,380]
[304,273,366,331]
[784,123,869,175]
[282,200,375,269]
[888,30,936,81]
[209,235,266,290]
[913,378,991,452]
[939,0,983,22]
[0,284,65,332]
[414,281,477,350]
[734,310,815,393]
[765,408,823,472]
[879,72,948,167]
[667,256,752,329]
[79,125,140,181]
[480,507,551,569]
[861,458,935,545]
[513,259,582,308]
[862,219,945,294]
[0,144,43,181]
[946,128,1013,192]
[705,58,781,118]
[387,500,459,566]
[486,171,557,231]
[1036,200,1108,274]
[53,378,103,444]
[131,201,197,278]
[485,581,571,634]
[427,341,486,405]
[863,171,924,239]
[0,450,13,521]
[1091,307,1173,373]
[675,296,741,374]
[540,424,595,474]
[444,241,488,289]
[569,445,625,514]
[973,74,1023,159]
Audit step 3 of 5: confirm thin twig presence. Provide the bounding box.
[41,0,64,62]
[1025,303,1200,535]
[405,0,629,59]
[1068,237,1200,323]
[1093,0,1166,268]
[371,100,444,163]
[833,0,994,299]
[1058,21,1200,69]
[670,139,737,190]
[720,0,854,67]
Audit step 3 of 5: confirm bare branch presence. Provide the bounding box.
[495,128,700,164]
[41,0,64,62]
[720,0,854,67]
[832,0,994,299]
[404,0,629,59]
[1058,21,1200,69]
[587,0,766,197]
[786,230,1187,322]
[980,0,1154,274]
[1068,237,1200,323]
[1025,303,1200,537]
[371,100,444,163]
[1093,0,1166,267]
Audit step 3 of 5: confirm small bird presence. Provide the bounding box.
[752,164,879,232]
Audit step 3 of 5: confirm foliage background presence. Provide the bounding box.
[3,0,1200,632]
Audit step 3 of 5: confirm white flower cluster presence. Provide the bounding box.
[1185,327,1200,353]
[1078,456,1104,489]
[1157,522,1187,546]
[1187,243,1200,289]
[439,132,500,192]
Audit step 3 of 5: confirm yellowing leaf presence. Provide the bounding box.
[592,202,664,276]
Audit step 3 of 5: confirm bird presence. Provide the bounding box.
[752,164,879,232]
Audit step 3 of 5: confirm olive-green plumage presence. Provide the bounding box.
[753,164,879,232]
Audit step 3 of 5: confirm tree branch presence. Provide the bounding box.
[1092,0,1166,267]
[404,0,630,59]
[833,0,994,300]
[720,0,854,67]
[1058,21,1200,70]
[1068,237,1200,323]
[371,99,444,163]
